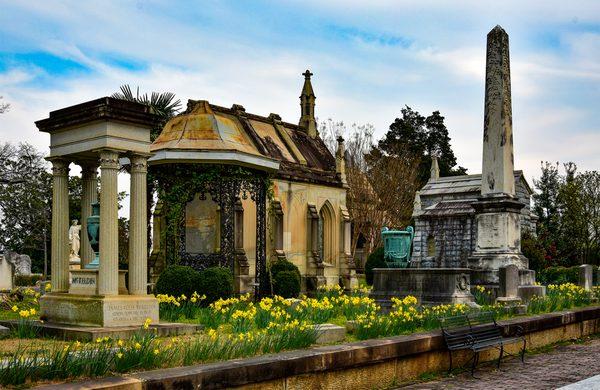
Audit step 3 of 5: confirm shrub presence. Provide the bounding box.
[521,232,546,272]
[273,270,301,298]
[155,265,199,297]
[364,247,385,285]
[268,260,301,297]
[14,274,44,287]
[538,266,579,285]
[197,267,234,304]
[538,265,599,286]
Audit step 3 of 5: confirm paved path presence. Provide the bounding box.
[401,337,600,390]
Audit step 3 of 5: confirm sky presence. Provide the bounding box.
[1,0,599,208]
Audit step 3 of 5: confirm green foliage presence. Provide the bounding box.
[364,247,385,285]
[269,259,301,297]
[197,267,234,304]
[153,164,272,265]
[537,266,599,286]
[373,106,467,187]
[272,270,301,298]
[155,265,200,298]
[14,274,44,287]
[533,162,600,267]
[521,232,546,272]
[528,283,597,314]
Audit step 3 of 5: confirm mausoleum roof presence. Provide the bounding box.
[419,170,532,198]
[150,99,342,187]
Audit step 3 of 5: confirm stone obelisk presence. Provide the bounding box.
[469,26,528,286]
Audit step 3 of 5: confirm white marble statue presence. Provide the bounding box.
[68,219,81,263]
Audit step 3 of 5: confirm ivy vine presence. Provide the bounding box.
[151,164,273,265]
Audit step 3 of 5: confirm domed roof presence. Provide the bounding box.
[151,100,258,156]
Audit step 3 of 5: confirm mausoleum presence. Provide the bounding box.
[412,165,537,269]
[149,71,356,294]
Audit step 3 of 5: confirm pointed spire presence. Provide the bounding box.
[430,156,440,180]
[299,69,317,138]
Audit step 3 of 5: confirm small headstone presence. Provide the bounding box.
[499,264,519,298]
[579,265,593,291]
[0,325,9,338]
[315,323,346,344]
[0,255,14,290]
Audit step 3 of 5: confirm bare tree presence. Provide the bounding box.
[0,96,10,114]
[319,119,421,257]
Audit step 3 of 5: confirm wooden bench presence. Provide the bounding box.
[440,311,526,375]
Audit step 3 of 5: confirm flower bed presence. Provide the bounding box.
[1,283,600,387]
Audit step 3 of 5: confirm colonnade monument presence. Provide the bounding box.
[36,98,160,327]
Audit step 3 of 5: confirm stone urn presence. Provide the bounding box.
[86,202,100,269]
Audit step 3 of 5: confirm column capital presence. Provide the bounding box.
[98,149,120,170]
[47,158,70,176]
[129,153,149,173]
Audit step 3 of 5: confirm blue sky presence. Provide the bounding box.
[1,0,599,185]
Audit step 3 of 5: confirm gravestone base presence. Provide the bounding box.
[370,268,474,309]
[0,319,198,342]
[39,293,159,328]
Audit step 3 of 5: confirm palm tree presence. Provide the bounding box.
[111,85,182,141]
[111,85,182,259]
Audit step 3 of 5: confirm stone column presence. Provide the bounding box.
[50,158,70,292]
[98,150,120,296]
[128,154,148,295]
[80,163,98,268]
[482,25,515,197]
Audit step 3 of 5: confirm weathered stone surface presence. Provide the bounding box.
[482,25,514,197]
[40,293,159,327]
[0,320,198,342]
[371,268,474,307]
[0,255,14,290]
[4,250,32,275]
[517,285,546,302]
[579,264,593,291]
[499,264,519,298]
[0,324,9,338]
[315,323,346,344]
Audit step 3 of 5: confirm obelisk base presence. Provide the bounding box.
[468,194,528,285]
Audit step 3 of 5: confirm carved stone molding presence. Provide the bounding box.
[99,150,120,170]
[49,158,70,177]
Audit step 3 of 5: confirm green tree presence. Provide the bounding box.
[0,143,51,273]
[374,106,466,187]
[556,163,585,265]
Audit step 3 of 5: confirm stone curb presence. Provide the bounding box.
[35,306,600,390]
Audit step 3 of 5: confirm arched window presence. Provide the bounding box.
[318,202,335,265]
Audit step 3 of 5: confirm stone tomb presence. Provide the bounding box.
[370,268,474,308]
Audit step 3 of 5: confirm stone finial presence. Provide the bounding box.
[430,156,440,180]
[412,191,422,217]
[482,24,515,196]
[335,136,347,185]
[299,69,318,138]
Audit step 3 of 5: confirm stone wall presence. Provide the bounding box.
[43,306,600,390]
[412,215,475,268]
